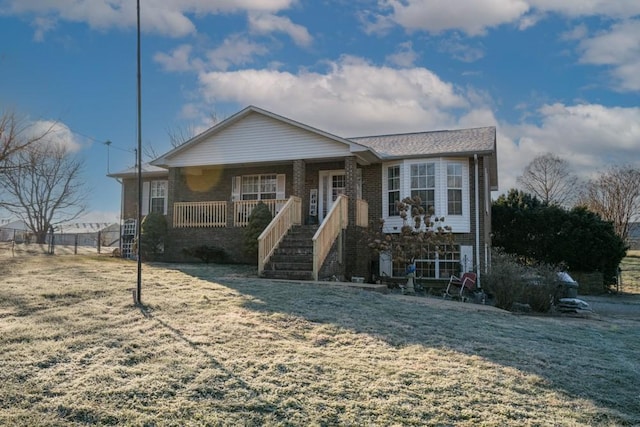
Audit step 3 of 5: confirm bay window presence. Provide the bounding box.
[410,163,435,213]
[387,165,400,216]
[447,163,463,215]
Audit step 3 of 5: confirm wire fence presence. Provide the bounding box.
[0,226,121,255]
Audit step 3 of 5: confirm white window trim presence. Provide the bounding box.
[232,174,286,201]
[384,163,402,218]
[382,158,470,233]
[149,180,168,215]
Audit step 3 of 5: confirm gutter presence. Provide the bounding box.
[474,154,481,287]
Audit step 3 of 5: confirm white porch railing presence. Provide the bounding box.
[173,199,290,228]
[234,199,288,227]
[312,195,348,281]
[258,196,302,274]
[173,201,227,228]
[356,198,368,227]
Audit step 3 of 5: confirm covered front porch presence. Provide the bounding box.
[171,194,368,280]
[172,197,369,229]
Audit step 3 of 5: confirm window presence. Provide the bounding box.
[150,181,167,214]
[410,163,435,213]
[242,174,277,200]
[331,174,345,201]
[447,164,463,215]
[387,165,400,216]
[391,244,460,279]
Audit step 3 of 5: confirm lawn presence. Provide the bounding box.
[1,251,639,426]
[620,250,640,294]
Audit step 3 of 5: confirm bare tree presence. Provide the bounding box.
[140,112,223,162]
[579,166,640,244]
[0,142,88,243]
[517,153,580,207]
[166,111,222,149]
[0,110,55,172]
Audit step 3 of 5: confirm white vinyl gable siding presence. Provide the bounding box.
[381,158,470,233]
[165,113,352,167]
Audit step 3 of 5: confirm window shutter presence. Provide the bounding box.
[162,180,168,215]
[276,174,286,199]
[231,176,241,201]
[141,181,150,215]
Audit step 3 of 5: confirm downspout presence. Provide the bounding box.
[474,154,481,287]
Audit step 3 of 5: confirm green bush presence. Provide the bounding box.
[493,189,627,289]
[483,251,527,310]
[243,202,273,260]
[484,251,559,313]
[139,212,167,261]
[183,245,228,264]
[521,264,559,312]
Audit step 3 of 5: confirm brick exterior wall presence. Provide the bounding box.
[120,155,494,278]
[342,157,493,282]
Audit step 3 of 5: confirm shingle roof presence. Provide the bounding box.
[107,163,168,178]
[349,126,496,159]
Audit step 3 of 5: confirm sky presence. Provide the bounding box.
[1,0,639,224]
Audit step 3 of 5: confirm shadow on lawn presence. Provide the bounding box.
[175,265,640,425]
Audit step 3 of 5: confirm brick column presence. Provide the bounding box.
[293,159,305,198]
[344,156,357,223]
[167,168,180,229]
[344,156,358,278]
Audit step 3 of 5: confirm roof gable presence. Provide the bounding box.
[152,106,375,168]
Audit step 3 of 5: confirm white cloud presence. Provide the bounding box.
[577,19,640,91]
[206,34,269,70]
[25,120,83,153]
[31,15,57,42]
[560,23,588,41]
[154,44,196,72]
[498,103,640,191]
[371,0,530,36]
[154,36,269,73]
[529,0,640,19]
[248,12,313,47]
[438,35,485,62]
[197,56,469,136]
[367,0,640,36]
[385,41,418,68]
[2,0,297,38]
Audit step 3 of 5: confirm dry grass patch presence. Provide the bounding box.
[620,250,640,294]
[1,253,639,426]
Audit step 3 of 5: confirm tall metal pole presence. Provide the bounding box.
[135,0,143,305]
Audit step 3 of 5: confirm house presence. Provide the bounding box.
[108,105,498,283]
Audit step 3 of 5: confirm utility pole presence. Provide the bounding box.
[135,0,143,305]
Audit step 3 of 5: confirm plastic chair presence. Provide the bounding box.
[443,272,477,301]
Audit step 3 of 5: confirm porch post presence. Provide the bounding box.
[167,168,179,229]
[344,156,357,224]
[293,159,306,222]
[344,156,358,277]
[293,159,305,198]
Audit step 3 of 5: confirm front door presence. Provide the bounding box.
[318,170,345,222]
[318,169,362,222]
